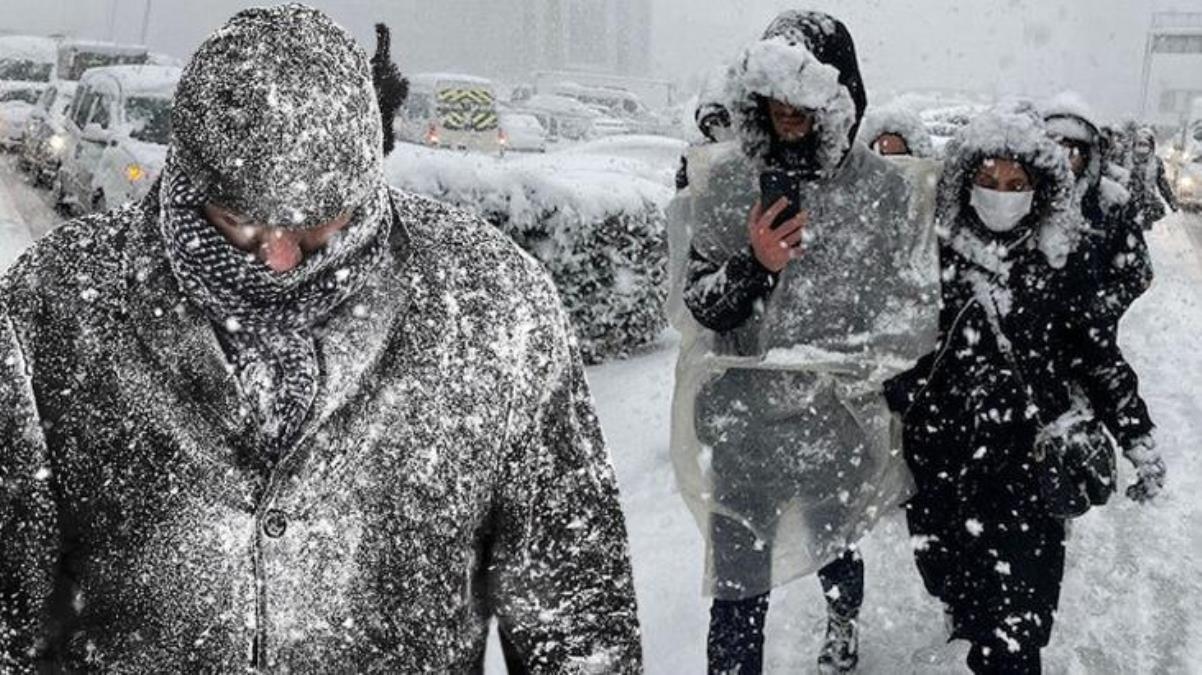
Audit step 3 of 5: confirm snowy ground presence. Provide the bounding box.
[2,155,1200,673]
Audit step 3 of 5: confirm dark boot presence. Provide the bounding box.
[708,593,770,674]
[817,549,864,673]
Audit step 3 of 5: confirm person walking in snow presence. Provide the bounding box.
[670,11,940,674]
[1042,94,1165,502]
[0,6,641,672]
[888,105,1164,674]
[1129,126,1179,229]
[857,105,936,159]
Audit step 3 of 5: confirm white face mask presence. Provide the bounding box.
[970,186,1034,233]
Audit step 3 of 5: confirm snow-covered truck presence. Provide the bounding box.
[397,73,504,156]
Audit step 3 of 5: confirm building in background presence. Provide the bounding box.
[389,0,651,84]
[1141,12,1202,130]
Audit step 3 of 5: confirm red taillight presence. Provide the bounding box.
[425,124,440,146]
[499,129,509,146]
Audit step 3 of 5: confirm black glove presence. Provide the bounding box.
[371,23,409,156]
[1124,435,1166,503]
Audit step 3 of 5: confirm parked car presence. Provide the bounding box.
[0,35,59,150]
[0,89,41,150]
[55,65,179,215]
[397,73,504,155]
[18,81,76,184]
[0,35,57,84]
[514,94,598,142]
[1176,153,1202,212]
[500,112,547,153]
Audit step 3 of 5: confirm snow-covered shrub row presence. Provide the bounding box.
[385,139,682,363]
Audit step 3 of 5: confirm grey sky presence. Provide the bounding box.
[2,0,1200,118]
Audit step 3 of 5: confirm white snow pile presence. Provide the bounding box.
[386,137,685,362]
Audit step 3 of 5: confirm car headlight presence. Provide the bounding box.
[1179,176,1196,193]
[125,163,146,182]
[47,134,65,153]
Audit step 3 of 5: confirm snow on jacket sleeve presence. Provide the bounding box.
[1095,203,1154,322]
[0,303,60,673]
[486,279,641,673]
[682,245,775,332]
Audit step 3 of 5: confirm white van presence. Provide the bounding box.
[398,73,503,155]
[55,65,179,214]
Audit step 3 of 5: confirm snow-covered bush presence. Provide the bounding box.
[386,139,680,363]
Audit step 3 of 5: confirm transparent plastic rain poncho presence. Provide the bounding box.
[667,141,942,599]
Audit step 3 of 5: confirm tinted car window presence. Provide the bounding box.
[125,96,171,144]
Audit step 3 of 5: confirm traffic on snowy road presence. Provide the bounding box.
[1,3,1201,675]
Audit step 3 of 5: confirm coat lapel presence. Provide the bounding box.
[126,229,255,446]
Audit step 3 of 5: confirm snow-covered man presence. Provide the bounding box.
[1042,93,1164,502]
[668,10,939,674]
[0,5,641,672]
[1129,126,1180,229]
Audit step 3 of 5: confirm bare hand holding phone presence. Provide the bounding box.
[748,198,807,273]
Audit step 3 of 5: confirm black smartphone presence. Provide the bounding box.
[759,170,801,229]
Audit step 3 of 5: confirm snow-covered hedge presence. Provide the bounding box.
[386,138,682,363]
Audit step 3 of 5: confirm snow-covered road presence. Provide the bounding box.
[1,158,1200,673]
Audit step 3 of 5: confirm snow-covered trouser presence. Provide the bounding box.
[707,551,863,674]
[697,368,880,599]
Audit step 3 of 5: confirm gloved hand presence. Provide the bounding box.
[1123,435,1166,503]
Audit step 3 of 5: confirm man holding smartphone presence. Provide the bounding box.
[670,10,940,674]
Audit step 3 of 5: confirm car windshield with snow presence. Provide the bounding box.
[55,65,179,215]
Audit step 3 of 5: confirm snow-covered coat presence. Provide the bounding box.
[887,107,1133,652]
[857,105,936,159]
[668,11,939,600]
[0,159,640,675]
[1043,93,1155,448]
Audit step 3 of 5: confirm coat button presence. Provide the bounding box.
[263,510,288,538]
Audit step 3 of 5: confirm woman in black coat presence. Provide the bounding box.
[886,106,1162,674]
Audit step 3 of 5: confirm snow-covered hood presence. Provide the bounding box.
[725,10,866,176]
[857,105,935,159]
[937,103,1077,269]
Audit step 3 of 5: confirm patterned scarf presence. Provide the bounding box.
[158,160,393,456]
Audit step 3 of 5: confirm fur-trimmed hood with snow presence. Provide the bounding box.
[725,10,866,176]
[858,105,936,159]
[937,104,1078,269]
[1041,91,1131,216]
